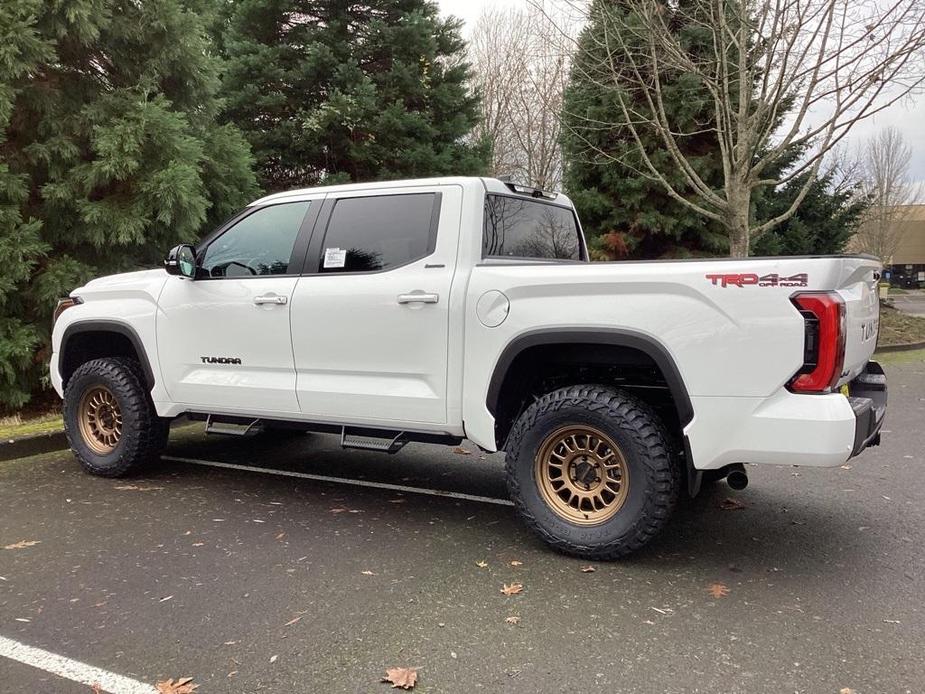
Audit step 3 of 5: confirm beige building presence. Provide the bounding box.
[849,204,925,287]
[887,204,925,287]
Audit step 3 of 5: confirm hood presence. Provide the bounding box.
[80,268,166,292]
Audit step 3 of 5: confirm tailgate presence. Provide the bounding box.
[835,256,882,386]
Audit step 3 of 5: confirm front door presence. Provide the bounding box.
[290,186,460,425]
[156,197,320,414]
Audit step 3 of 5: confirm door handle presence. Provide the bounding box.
[254,294,288,305]
[397,292,439,304]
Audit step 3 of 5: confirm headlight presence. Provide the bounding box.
[53,296,83,325]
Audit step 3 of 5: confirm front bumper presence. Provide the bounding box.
[848,361,887,458]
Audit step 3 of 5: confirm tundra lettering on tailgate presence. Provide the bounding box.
[706,273,808,288]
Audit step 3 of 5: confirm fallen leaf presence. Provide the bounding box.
[4,540,40,550]
[276,532,286,540]
[839,689,857,694]
[91,682,103,694]
[283,616,302,627]
[361,570,377,576]
[155,677,198,694]
[707,582,730,598]
[501,582,523,596]
[329,507,348,514]
[509,560,523,567]
[388,498,406,504]
[580,565,596,573]
[159,595,174,603]
[719,498,746,511]
[504,615,520,625]
[269,655,278,663]
[475,560,488,568]
[453,447,471,456]
[382,666,418,690]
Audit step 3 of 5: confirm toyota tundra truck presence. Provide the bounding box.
[49,177,887,559]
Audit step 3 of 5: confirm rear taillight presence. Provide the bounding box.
[788,292,846,394]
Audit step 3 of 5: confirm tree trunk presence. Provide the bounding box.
[726,184,751,257]
[729,225,749,257]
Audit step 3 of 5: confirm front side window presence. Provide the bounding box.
[318,193,439,273]
[483,195,583,260]
[200,201,311,278]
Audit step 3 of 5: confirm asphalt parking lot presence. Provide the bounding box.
[2,353,924,693]
[892,291,925,317]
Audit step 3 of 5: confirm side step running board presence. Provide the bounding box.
[205,415,262,437]
[341,427,408,454]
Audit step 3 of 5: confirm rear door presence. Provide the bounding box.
[290,185,461,425]
[156,197,322,413]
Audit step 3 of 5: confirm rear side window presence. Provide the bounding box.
[483,195,583,260]
[318,193,440,273]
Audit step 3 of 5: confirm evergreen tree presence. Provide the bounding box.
[752,168,867,256]
[220,0,488,191]
[0,0,258,410]
[561,0,728,259]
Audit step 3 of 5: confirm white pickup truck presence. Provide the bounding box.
[50,177,887,559]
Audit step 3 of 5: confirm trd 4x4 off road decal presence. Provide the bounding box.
[706,273,808,288]
[200,356,242,364]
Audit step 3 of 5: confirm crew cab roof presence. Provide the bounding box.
[250,177,576,209]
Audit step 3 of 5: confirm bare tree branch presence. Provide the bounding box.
[557,0,925,256]
[852,127,921,263]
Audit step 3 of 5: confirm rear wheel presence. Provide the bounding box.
[505,385,680,560]
[64,357,169,477]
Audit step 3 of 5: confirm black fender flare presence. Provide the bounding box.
[487,327,693,424]
[486,328,700,494]
[60,320,156,389]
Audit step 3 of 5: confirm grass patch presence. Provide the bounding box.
[0,412,63,440]
[878,304,925,347]
[875,348,925,365]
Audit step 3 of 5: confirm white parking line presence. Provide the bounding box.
[163,455,515,507]
[0,635,156,694]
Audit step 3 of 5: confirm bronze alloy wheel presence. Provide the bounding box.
[77,386,123,454]
[534,425,630,525]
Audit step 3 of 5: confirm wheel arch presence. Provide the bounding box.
[60,321,156,391]
[486,328,699,496]
[488,329,692,422]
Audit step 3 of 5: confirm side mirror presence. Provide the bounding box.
[165,244,198,279]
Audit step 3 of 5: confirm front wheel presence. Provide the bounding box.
[505,385,680,560]
[63,357,169,477]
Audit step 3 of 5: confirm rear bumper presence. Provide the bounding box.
[686,360,887,469]
[848,361,887,458]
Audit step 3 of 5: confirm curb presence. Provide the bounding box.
[1,417,200,462]
[876,340,925,354]
[0,430,68,461]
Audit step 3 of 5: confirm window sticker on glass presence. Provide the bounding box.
[324,247,347,268]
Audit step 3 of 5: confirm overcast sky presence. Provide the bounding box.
[436,0,925,187]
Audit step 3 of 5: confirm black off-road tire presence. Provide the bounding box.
[505,385,681,560]
[63,357,169,477]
